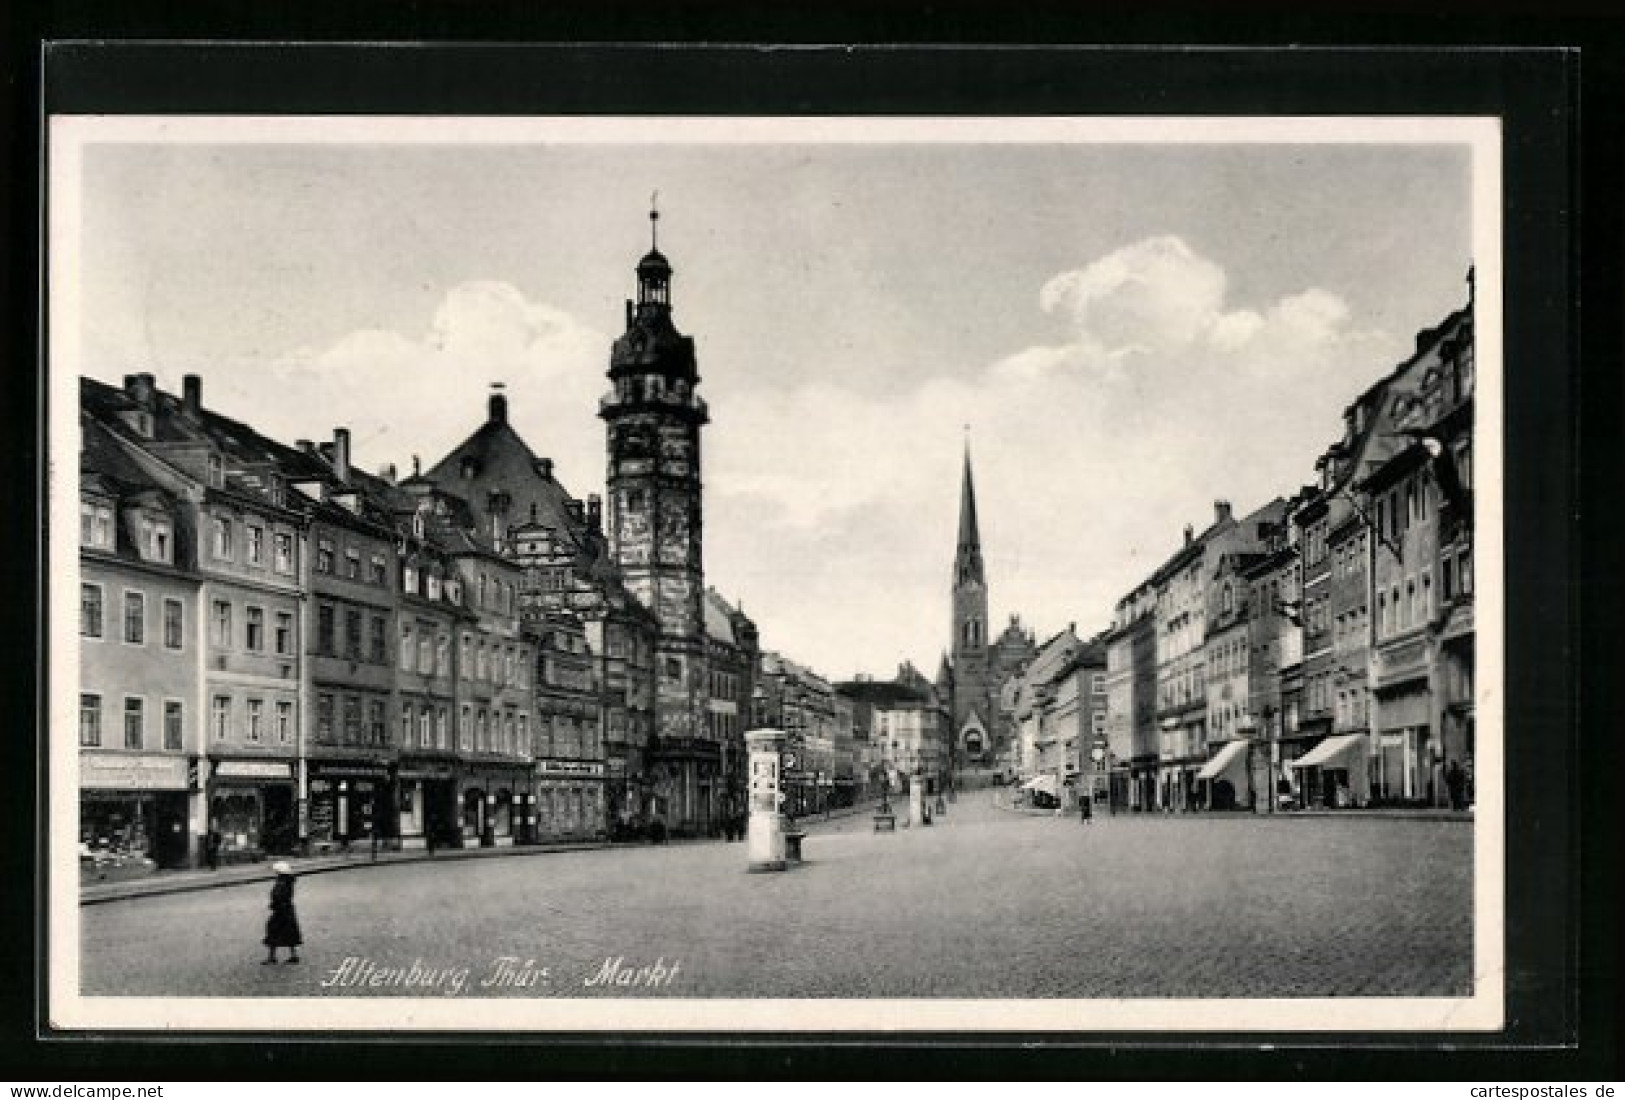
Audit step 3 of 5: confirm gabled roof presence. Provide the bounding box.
[421,409,585,555]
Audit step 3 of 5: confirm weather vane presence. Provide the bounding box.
[650,190,660,249]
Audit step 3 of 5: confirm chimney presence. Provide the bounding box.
[412,455,421,478]
[489,389,508,424]
[1184,524,1195,546]
[182,374,202,418]
[566,500,585,525]
[1215,500,1232,525]
[379,463,397,484]
[586,493,602,531]
[537,458,553,480]
[296,439,314,454]
[125,373,156,409]
[332,428,351,484]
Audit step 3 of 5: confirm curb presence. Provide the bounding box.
[80,840,615,906]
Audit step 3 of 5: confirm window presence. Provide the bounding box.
[437,708,449,750]
[164,701,183,751]
[343,697,361,744]
[400,623,414,670]
[477,645,488,682]
[460,705,472,751]
[316,541,335,575]
[80,694,101,746]
[370,555,387,585]
[370,614,387,663]
[142,517,173,563]
[123,697,144,749]
[345,549,361,580]
[401,705,413,747]
[212,517,233,560]
[245,606,264,652]
[317,694,334,742]
[123,591,145,645]
[273,532,294,574]
[369,700,386,746]
[81,501,114,549]
[518,714,529,758]
[246,524,264,566]
[212,696,230,741]
[426,572,441,600]
[461,635,472,679]
[275,701,293,745]
[274,611,293,655]
[419,708,431,749]
[162,599,184,650]
[345,608,362,658]
[403,564,418,594]
[436,635,450,676]
[477,711,488,752]
[212,600,232,648]
[419,635,432,674]
[246,698,263,743]
[81,584,104,638]
[207,453,224,488]
[317,603,336,655]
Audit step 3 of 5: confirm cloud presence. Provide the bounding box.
[262,281,609,484]
[704,235,1403,677]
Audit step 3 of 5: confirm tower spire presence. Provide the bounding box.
[955,432,984,586]
[650,190,660,251]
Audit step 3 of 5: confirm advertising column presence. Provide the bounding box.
[744,727,786,873]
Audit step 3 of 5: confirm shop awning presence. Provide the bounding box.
[1195,739,1250,782]
[1020,774,1059,796]
[1291,732,1368,770]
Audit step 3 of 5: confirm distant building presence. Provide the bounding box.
[1105,581,1159,810]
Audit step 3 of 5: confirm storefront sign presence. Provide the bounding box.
[80,753,188,791]
[212,760,293,780]
[398,763,455,780]
[310,762,392,779]
[535,759,605,778]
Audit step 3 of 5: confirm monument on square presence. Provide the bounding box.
[745,728,788,873]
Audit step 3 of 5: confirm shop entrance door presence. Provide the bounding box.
[263,786,296,854]
[154,793,191,868]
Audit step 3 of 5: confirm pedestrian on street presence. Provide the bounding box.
[205,828,221,871]
[1079,796,1093,825]
[261,861,303,965]
[1445,760,1467,811]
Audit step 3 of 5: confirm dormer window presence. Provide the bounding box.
[81,500,114,550]
[412,511,426,538]
[427,572,442,600]
[267,475,285,507]
[207,453,225,489]
[141,516,173,563]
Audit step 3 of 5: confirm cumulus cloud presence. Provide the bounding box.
[263,281,609,485]
[704,235,1403,677]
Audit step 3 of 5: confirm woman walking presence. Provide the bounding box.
[262,861,302,965]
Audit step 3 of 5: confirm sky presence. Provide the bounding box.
[66,122,1476,680]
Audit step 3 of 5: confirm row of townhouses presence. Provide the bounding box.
[1098,277,1477,813]
[78,225,779,869]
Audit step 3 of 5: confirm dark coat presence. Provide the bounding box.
[263,875,303,948]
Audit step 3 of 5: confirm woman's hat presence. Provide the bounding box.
[271,861,293,876]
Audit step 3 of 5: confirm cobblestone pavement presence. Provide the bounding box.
[78,791,1472,999]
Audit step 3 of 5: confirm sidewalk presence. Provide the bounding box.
[988,791,1472,823]
[80,837,615,906]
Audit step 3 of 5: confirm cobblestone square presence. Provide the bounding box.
[79,794,1473,1000]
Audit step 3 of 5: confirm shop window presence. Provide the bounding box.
[212,695,230,742]
[123,697,144,749]
[163,599,184,650]
[164,700,183,751]
[81,583,104,638]
[123,591,145,645]
[80,694,101,746]
[245,606,264,652]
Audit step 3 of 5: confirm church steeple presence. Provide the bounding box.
[955,436,984,587]
[951,435,988,656]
